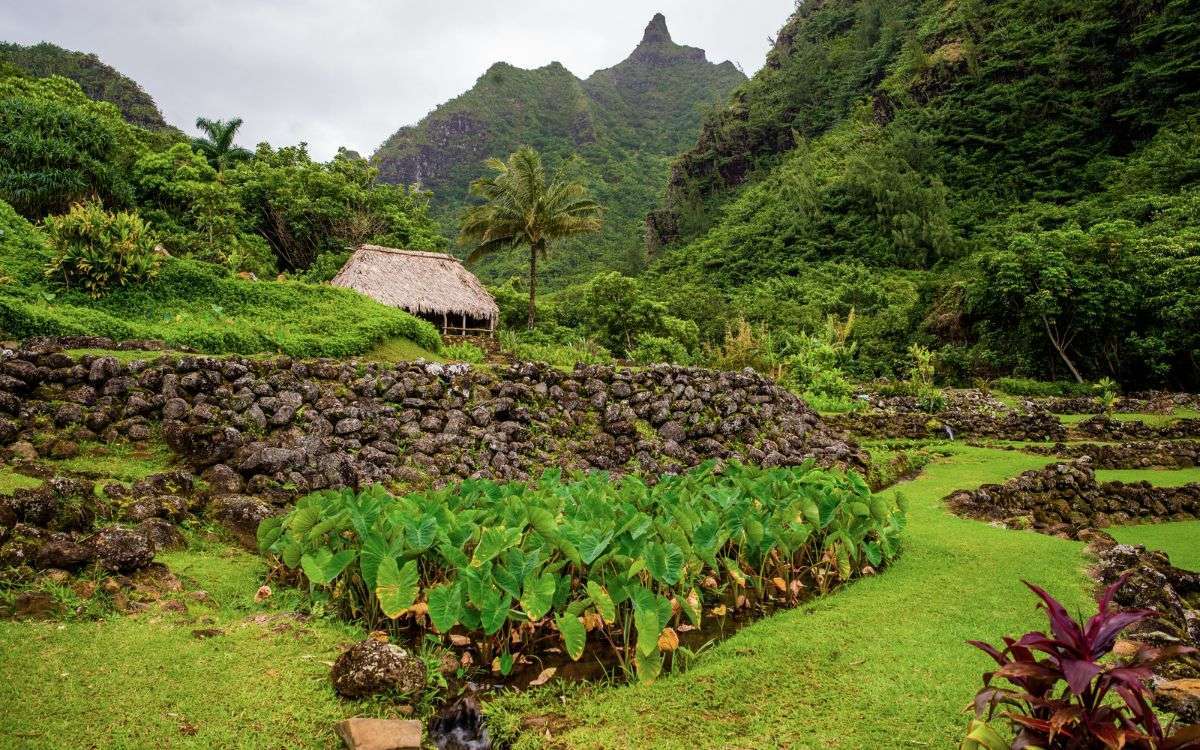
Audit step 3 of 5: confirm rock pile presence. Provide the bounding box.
[1031,441,1200,469]
[0,343,864,502]
[0,472,191,575]
[946,459,1200,536]
[1085,532,1199,719]
[1070,415,1200,441]
[827,409,1065,442]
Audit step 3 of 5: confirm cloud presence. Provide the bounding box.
[1,0,793,159]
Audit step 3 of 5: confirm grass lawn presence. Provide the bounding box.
[362,337,444,364]
[0,467,42,494]
[47,440,177,484]
[524,446,1091,749]
[0,539,391,749]
[1108,521,1200,571]
[1095,467,1200,487]
[1057,410,1200,426]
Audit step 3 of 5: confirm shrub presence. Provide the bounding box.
[260,462,907,683]
[906,344,945,413]
[993,378,1095,398]
[441,342,485,364]
[43,201,160,297]
[579,271,669,353]
[498,329,612,367]
[629,334,689,365]
[963,575,1199,749]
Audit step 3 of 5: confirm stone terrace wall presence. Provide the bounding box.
[1030,441,1200,469]
[946,459,1200,537]
[826,409,1066,442]
[1069,415,1200,441]
[0,344,864,499]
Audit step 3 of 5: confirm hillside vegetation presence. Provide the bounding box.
[0,41,171,131]
[372,14,745,287]
[644,0,1200,389]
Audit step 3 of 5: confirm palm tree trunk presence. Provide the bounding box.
[527,243,539,330]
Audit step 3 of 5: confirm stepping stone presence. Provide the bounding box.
[335,718,423,750]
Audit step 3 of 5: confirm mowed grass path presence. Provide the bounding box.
[1110,522,1200,571]
[551,446,1092,749]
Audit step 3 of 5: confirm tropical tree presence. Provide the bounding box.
[192,116,252,172]
[459,146,602,328]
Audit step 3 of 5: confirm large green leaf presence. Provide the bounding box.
[360,532,404,591]
[471,526,521,568]
[405,515,439,551]
[375,557,420,618]
[586,580,615,624]
[300,548,356,587]
[635,648,662,682]
[478,586,510,635]
[555,614,586,661]
[256,516,283,554]
[634,608,659,658]
[519,571,557,621]
[427,582,462,633]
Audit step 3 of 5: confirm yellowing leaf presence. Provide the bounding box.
[657,627,680,653]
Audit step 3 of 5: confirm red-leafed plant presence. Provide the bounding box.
[963,574,1200,750]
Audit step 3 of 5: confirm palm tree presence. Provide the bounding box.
[192,117,252,172]
[459,146,602,329]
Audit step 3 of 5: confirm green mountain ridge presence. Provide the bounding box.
[0,41,171,131]
[371,13,746,287]
[642,0,1200,388]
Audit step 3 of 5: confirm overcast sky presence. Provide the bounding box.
[2,0,795,160]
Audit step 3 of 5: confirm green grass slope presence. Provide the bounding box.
[0,199,440,357]
[1109,521,1200,571]
[0,542,374,749]
[540,446,1090,748]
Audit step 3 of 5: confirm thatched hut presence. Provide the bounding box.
[330,245,499,336]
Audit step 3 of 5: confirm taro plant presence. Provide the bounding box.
[963,575,1200,750]
[260,461,906,683]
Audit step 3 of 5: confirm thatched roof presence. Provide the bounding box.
[330,245,499,321]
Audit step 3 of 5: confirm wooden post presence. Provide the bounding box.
[442,311,447,335]
[462,313,467,338]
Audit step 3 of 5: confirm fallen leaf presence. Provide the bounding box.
[449,634,471,647]
[254,585,272,603]
[772,577,787,593]
[459,652,473,668]
[528,667,557,687]
[709,605,727,617]
[657,627,680,652]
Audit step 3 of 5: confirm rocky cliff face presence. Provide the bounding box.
[371,14,745,287]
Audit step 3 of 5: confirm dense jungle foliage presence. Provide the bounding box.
[640,0,1200,389]
[2,1,1200,390]
[0,69,444,356]
[372,15,745,287]
[0,41,171,131]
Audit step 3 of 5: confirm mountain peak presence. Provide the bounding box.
[642,13,672,45]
